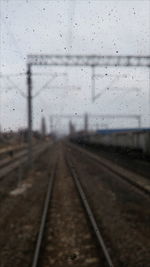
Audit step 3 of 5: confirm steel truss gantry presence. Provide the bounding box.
[26,54,149,168]
[28,54,150,67]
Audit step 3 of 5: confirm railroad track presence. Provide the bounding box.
[0,148,28,169]
[31,161,56,267]
[0,143,49,179]
[66,156,114,267]
[68,142,150,197]
[0,143,27,155]
[31,149,114,267]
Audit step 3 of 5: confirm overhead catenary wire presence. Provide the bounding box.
[6,76,27,98]
[2,20,25,61]
[93,73,130,101]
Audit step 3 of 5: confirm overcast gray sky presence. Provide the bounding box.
[0,0,150,133]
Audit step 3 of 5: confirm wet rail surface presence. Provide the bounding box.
[32,145,113,267]
[66,142,150,266]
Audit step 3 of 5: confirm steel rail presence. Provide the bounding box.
[66,156,114,267]
[0,144,39,170]
[31,161,56,267]
[68,142,150,196]
[0,144,48,179]
[0,143,40,169]
[0,144,27,156]
[0,149,28,169]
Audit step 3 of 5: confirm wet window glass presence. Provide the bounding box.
[0,1,150,267]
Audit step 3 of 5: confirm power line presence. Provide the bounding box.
[6,76,27,98]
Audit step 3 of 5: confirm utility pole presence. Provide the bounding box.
[84,113,89,133]
[41,117,46,138]
[91,66,95,102]
[27,64,33,169]
[50,115,53,134]
[138,115,141,128]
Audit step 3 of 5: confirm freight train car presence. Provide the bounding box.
[72,128,150,155]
